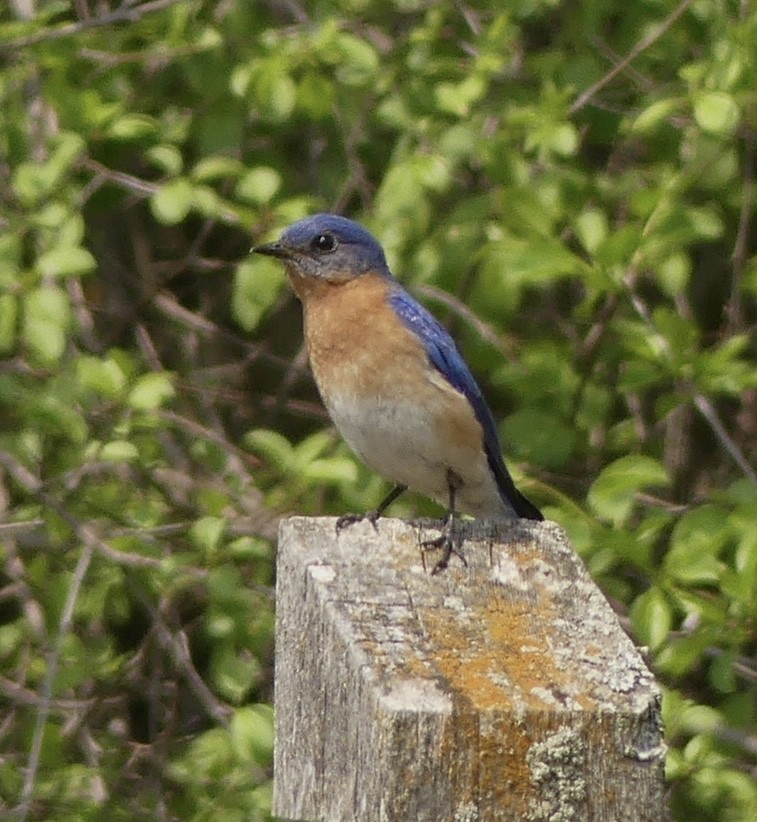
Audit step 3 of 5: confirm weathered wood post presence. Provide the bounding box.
[274,517,666,822]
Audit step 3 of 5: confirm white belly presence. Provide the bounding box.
[323,391,511,519]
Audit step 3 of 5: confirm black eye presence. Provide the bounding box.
[311,233,337,253]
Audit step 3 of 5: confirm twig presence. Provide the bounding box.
[153,292,225,336]
[726,134,754,332]
[705,647,757,686]
[571,292,620,418]
[0,452,194,571]
[79,157,159,196]
[622,280,757,487]
[124,576,232,727]
[0,677,106,712]
[711,724,757,758]
[0,520,45,535]
[587,36,652,93]
[692,394,757,485]
[160,410,261,468]
[570,0,694,115]
[1,0,185,53]
[15,528,95,821]
[415,284,514,358]
[0,447,222,817]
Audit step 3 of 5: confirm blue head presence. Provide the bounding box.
[252,214,389,283]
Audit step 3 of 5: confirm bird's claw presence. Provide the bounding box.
[335,510,380,534]
[420,528,467,575]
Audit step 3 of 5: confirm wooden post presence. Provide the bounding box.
[274,517,667,822]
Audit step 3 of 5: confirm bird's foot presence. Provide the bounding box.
[335,510,380,534]
[420,520,467,575]
[336,485,407,535]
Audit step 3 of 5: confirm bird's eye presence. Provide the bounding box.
[311,233,337,253]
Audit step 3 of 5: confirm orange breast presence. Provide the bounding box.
[297,272,428,401]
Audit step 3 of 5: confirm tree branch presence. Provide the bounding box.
[570,0,694,115]
[1,0,186,53]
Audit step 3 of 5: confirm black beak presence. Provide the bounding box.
[251,241,290,258]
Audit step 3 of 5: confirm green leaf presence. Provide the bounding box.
[574,208,608,254]
[501,408,576,470]
[0,234,22,285]
[292,430,333,464]
[694,334,757,395]
[297,72,335,119]
[192,185,228,220]
[210,643,260,704]
[594,225,644,268]
[11,132,85,206]
[0,623,23,660]
[145,144,184,176]
[0,294,18,353]
[708,651,737,694]
[482,237,587,288]
[679,702,721,735]
[192,185,230,223]
[261,73,296,121]
[244,429,294,470]
[435,76,486,118]
[587,456,669,526]
[170,728,232,781]
[24,391,88,443]
[631,98,682,134]
[127,372,175,410]
[150,177,194,224]
[618,359,664,392]
[22,286,71,365]
[655,630,716,679]
[232,257,285,332]
[235,166,281,205]
[631,587,672,651]
[12,163,55,207]
[191,155,244,182]
[190,516,226,554]
[664,505,728,585]
[301,457,359,485]
[693,92,740,135]
[227,536,271,562]
[334,32,380,86]
[230,705,274,767]
[547,122,578,157]
[75,355,127,398]
[35,245,96,279]
[99,440,139,463]
[108,113,158,140]
[656,252,691,297]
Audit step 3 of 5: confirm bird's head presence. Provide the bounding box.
[252,214,389,284]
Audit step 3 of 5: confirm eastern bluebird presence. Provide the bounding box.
[253,214,543,569]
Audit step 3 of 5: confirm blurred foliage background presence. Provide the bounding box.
[1,0,756,819]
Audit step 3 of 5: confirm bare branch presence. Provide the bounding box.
[15,525,95,821]
[693,394,757,486]
[570,0,695,115]
[415,284,515,359]
[124,576,232,727]
[622,279,757,487]
[1,0,186,54]
[726,134,754,333]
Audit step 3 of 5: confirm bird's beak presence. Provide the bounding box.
[251,241,290,259]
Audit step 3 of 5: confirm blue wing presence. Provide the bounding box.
[387,286,542,520]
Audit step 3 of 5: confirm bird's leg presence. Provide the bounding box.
[421,470,467,575]
[336,484,407,534]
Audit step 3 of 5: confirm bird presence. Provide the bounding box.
[252,214,543,570]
